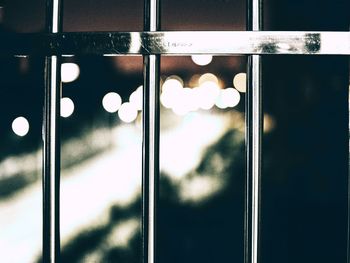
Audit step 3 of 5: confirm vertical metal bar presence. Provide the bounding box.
[142,0,160,263]
[348,77,350,263]
[43,0,62,262]
[245,0,263,263]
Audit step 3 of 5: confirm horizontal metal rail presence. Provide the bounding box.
[1,31,349,56]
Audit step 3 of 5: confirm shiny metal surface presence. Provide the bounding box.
[245,0,262,263]
[142,1,160,263]
[348,78,350,263]
[144,0,160,31]
[142,55,160,263]
[43,0,61,262]
[1,31,350,56]
[246,55,262,263]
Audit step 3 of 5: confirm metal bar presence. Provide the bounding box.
[43,0,62,262]
[245,56,262,263]
[348,76,350,263]
[245,0,263,262]
[1,31,350,56]
[142,0,160,263]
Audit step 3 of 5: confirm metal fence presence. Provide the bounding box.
[1,0,349,262]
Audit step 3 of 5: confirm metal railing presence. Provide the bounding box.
[0,0,347,262]
[245,0,262,262]
[142,1,160,263]
[42,0,62,262]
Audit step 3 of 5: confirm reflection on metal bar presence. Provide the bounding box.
[142,0,160,263]
[245,0,262,263]
[245,56,262,263]
[348,78,350,263]
[1,31,350,56]
[43,0,61,262]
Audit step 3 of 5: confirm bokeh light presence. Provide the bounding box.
[160,76,184,109]
[61,97,75,118]
[165,75,184,86]
[102,92,122,113]
[195,81,221,110]
[12,116,29,137]
[263,114,276,133]
[118,102,138,123]
[61,63,80,83]
[191,55,213,66]
[198,73,219,86]
[129,86,143,111]
[233,72,246,93]
[188,74,201,87]
[215,87,240,109]
[172,87,198,116]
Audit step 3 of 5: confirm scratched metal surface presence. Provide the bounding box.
[1,31,349,56]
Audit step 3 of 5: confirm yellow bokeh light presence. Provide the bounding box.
[233,72,247,93]
[198,73,219,86]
